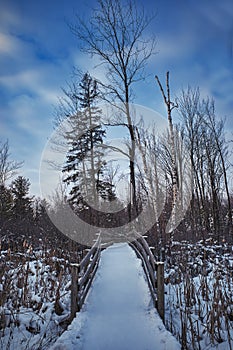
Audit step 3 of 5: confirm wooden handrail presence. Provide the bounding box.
[70,234,101,321]
[79,235,101,271]
[70,232,164,323]
[129,233,164,322]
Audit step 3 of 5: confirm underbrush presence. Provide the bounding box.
[1,235,233,349]
[165,240,233,349]
[0,241,83,350]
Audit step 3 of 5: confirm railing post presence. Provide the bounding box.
[157,262,165,322]
[70,263,80,321]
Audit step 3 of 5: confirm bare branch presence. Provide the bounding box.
[0,140,23,185]
[155,75,168,105]
[70,0,156,101]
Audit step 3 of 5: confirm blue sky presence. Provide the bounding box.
[0,0,233,195]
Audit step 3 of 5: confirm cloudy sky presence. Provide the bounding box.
[0,0,232,195]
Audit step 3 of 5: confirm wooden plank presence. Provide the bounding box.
[70,234,101,315]
[79,252,101,309]
[157,262,165,322]
[131,240,156,289]
[138,235,156,270]
[70,264,80,321]
[132,231,156,269]
[129,239,165,323]
[129,242,157,306]
[79,246,100,290]
[79,235,101,271]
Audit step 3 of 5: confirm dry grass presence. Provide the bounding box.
[0,240,84,349]
[165,241,233,349]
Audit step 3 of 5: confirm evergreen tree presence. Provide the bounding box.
[11,176,33,219]
[96,179,116,202]
[0,184,13,223]
[96,163,117,203]
[34,198,49,222]
[62,73,106,210]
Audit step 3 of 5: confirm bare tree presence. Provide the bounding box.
[0,140,23,185]
[177,87,207,235]
[155,72,179,241]
[203,99,232,240]
[178,88,232,242]
[70,0,156,218]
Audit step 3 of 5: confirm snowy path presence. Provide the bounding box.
[51,243,180,350]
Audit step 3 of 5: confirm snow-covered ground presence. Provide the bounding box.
[2,239,231,349]
[0,250,72,349]
[50,243,180,350]
[164,241,233,349]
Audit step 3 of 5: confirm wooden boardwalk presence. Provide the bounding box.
[51,243,180,350]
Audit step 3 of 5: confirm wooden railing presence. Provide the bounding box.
[129,233,165,322]
[69,232,164,323]
[70,234,101,321]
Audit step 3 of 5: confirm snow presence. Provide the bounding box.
[164,241,233,349]
[50,243,180,350]
[0,252,71,350]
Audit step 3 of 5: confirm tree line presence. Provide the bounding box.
[0,140,82,253]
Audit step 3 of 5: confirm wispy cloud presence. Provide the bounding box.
[0,32,20,55]
[0,5,74,195]
[0,4,21,29]
[195,1,233,31]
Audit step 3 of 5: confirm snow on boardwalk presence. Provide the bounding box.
[51,243,180,350]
